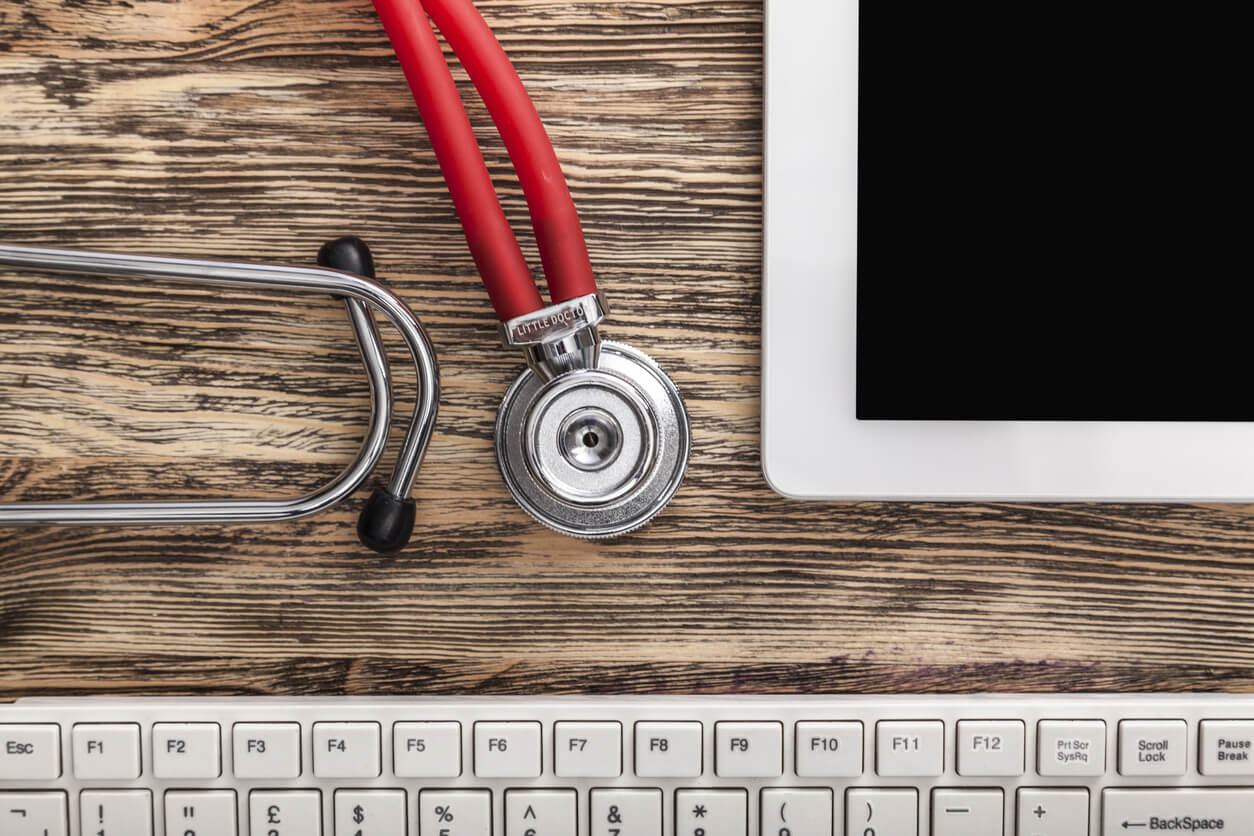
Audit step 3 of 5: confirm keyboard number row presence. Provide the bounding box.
[9,787,1254,836]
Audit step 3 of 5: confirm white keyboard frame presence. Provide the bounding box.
[2,694,1252,835]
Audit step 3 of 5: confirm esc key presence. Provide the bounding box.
[0,724,61,780]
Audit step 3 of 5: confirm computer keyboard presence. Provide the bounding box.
[1,695,1251,835]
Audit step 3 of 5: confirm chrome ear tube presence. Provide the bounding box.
[495,295,691,538]
[0,239,439,553]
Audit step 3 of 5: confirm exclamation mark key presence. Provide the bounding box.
[80,790,153,836]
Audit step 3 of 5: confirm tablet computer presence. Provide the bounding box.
[762,0,1251,499]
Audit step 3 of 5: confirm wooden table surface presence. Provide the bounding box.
[2,0,1253,699]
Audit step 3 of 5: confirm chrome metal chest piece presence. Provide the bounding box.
[496,295,690,538]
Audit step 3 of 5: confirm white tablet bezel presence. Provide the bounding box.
[762,0,1254,501]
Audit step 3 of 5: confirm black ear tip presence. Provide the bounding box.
[358,487,416,554]
[318,236,376,279]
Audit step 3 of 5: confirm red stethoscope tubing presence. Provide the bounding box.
[373,0,599,321]
[372,0,542,320]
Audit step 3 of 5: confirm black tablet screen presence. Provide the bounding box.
[856,3,1248,420]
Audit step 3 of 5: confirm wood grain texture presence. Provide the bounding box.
[2,0,1253,698]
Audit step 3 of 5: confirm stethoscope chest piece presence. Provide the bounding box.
[496,339,690,538]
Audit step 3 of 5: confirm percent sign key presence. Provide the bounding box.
[424,791,492,836]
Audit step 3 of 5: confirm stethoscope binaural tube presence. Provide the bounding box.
[0,239,439,553]
[318,237,437,553]
[373,0,690,537]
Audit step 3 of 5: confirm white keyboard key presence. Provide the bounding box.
[1199,719,1254,775]
[152,723,221,779]
[313,722,380,778]
[715,721,783,777]
[165,790,237,836]
[1037,719,1106,776]
[760,788,832,836]
[1017,788,1089,836]
[931,788,1001,836]
[474,721,541,778]
[81,790,152,836]
[0,724,61,780]
[1,791,68,836]
[1102,788,1253,836]
[675,789,747,836]
[393,721,461,777]
[634,721,702,777]
[505,789,576,836]
[73,723,141,780]
[335,790,407,836]
[794,721,863,777]
[876,720,943,776]
[590,789,662,836]
[846,788,916,836]
[232,722,301,779]
[420,790,492,836]
[554,721,621,777]
[1118,719,1187,776]
[957,720,1024,776]
[249,790,321,835]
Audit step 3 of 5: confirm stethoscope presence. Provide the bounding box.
[0,0,690,550]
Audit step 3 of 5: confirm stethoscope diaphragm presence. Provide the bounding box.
[496,340,690,538]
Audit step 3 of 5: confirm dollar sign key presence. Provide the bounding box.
[353,804,366,824]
